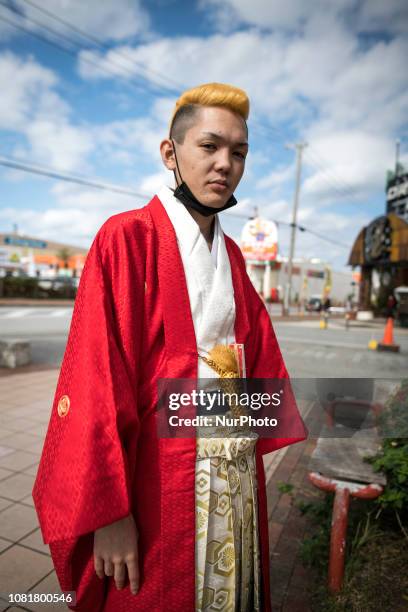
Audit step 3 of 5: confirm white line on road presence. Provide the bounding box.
[278,336,371,351]
[49,309,72,317]
[2,309,35,318]
[0,308,73,319]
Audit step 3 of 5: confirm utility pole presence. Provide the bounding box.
[283,142,308,316]
[395,139,400,177]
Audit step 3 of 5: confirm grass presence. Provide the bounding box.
[310,531,408,611]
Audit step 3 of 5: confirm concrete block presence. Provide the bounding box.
[0,339,31,368]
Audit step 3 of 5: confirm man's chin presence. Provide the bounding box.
[202,193,232,209]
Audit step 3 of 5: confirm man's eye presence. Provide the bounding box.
[234,152,246,159]
[202,143,216,150]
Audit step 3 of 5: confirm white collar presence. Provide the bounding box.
[157,184,220,267]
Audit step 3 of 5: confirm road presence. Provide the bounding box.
[0,306,407,378]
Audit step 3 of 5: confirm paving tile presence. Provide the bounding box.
[23,425,47,438]
[289,562,310,590]
[21,464,39,477]
[0,599,11,611]
[23,571,64,612]
[0,503,38,541]
[269,521,284,550]
[1,407,44,420]
[0,428,17,441]
[19,529,50,557]
[0,473,35,503]
[0,537,12,554]
[0,497,14,513]
[20,495,35,508]
[24,440,44,455]
[282,583,313,611]
[272,494,293,524]
[0,396,34,408]
[0,544,53,598]
[0,446,15,459]
[0,433,40,452]
[0,451,38,472]
[0,419,39,434]
[0,467,14,481]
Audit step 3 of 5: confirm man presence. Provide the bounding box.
[33,82,306,611]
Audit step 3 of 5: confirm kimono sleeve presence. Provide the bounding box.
[32,229,140,609]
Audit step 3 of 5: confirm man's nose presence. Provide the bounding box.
[213,148,232,173]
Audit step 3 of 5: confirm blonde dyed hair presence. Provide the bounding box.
[169,82,249,137]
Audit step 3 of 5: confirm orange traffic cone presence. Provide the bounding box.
[377,317,400,352]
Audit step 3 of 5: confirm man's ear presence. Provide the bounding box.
[160,139,176,171]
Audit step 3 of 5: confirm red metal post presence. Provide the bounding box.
[308,472,384,592]
[329,487,350,592]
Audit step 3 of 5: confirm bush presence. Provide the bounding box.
[367,379,408,529]
[3,276,42,298]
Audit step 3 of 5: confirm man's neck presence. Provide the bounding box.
[187,207,215,248]
[171,185,215,250]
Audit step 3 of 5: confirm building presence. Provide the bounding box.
[0,233,87,279]
[348,167,408,311]
[240,216,353,304]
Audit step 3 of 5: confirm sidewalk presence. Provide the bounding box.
[0,369,59,612]
[265,402,318,612]
[0,369,318,611]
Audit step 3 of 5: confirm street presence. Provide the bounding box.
[0,306,406,378]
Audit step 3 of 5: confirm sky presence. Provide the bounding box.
[0,0,407,271]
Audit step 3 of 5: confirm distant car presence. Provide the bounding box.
[305,296,322,312]
[38,276,77,299]
[328,306,346,314]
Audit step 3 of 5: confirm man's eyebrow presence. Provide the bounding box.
[199,131,249,147]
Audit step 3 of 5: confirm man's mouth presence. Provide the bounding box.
[208,180,229,192]
[209,179,229,187]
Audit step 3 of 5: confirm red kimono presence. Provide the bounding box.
[32,195,307,611]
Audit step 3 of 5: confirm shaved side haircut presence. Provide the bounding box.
[169,82,249,143]
[170,104,202,144]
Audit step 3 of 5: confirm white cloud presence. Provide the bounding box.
[12,0,151,42]
[76,23,407,141]
[199,0,407,36]
[256,163,294,190]
[0,52,95,171]
[198,0,317,32]
[139,170,173,195]
[356,0,408,35]
[0,52,65,130]
[300,130,402,204]
[23,120,94,172]
[0,181,145,247]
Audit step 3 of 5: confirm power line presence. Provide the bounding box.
[0,154,351,250]
[0,155,149,199]
[304,148,358,199]
[306,145,360,194]
[296,224,350,250]
[18,0,183,94]
[0,5,155,97]
[251,118,359,200]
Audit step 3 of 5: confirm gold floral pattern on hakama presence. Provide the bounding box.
[195,427,261,612]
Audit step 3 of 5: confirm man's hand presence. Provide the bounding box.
[93,513,139,595]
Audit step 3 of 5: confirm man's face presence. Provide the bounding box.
[172,106,248,209]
